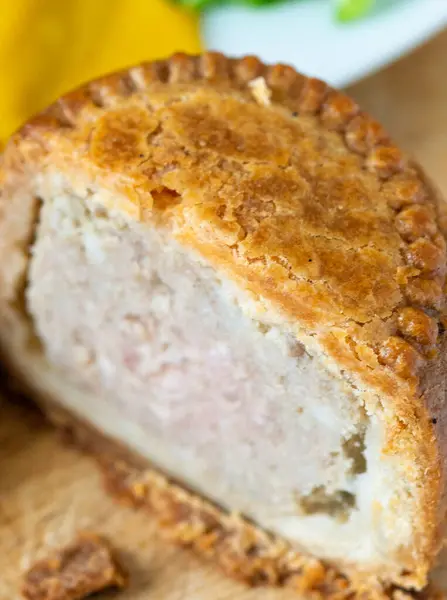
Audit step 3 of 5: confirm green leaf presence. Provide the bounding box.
[335,0,375,22]
[173,0,213,7]
[173,0,376,21]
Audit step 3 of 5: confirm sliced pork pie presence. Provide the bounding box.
[0,52,446,598]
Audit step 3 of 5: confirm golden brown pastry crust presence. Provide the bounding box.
[1,52,446,589]
[21,531,128,600]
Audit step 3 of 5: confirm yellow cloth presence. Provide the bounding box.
[0,0,201,143]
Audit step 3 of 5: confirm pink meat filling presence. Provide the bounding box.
[26,189,370,558]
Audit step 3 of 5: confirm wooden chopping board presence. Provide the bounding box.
[2,29,447,600]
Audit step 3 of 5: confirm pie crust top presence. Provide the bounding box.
[3,52,447,394]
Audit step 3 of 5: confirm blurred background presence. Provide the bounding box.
[1,0,447,145]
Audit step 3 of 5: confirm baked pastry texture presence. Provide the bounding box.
[21,532,128,600]
[0,52,446,596]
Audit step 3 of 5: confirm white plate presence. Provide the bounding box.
[203,0,447,88]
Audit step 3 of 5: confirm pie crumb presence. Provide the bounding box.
[248,76,272,106]
[21,532,128,600]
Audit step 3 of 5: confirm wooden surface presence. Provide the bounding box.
[2,29,447,600]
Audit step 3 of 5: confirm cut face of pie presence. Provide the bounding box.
[0,52,446,598]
